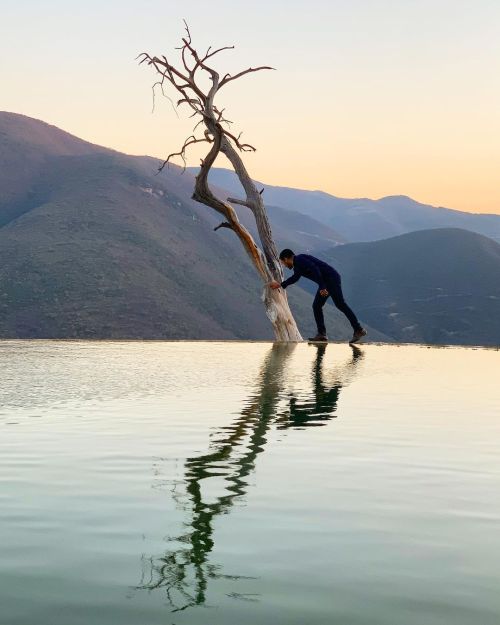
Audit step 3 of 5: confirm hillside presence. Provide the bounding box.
[242,204,345,251]
[3,112,497,345]
[318,229,500,346]
[199,168,500,244]
[0,111,362,340]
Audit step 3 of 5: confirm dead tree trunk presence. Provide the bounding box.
[138,23,302,341]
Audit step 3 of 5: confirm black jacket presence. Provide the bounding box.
[280,254,341,291]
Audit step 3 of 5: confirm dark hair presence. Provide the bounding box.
[279,248,294,260]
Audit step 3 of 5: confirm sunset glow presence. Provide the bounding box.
[2,0,499,213]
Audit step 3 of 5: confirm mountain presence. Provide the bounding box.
[0,111,371,341]
[316,228,500,346]
[197,168,500,244]
[203,178,346,252]
[3,113,496,345]
[241,204,346,252]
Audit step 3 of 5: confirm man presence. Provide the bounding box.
[270,249,367,343]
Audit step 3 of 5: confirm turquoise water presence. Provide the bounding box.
[1,341,499,625]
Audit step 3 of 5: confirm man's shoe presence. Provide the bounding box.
[349,328,367,344]
[308,333,328,342]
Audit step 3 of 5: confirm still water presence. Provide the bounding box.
[1,341,499,625]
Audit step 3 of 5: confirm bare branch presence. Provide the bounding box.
[151,78,179,117]
[192,118,205,133]
[203,45,234,61]
[214,222,234,232]
[220,66,275,87]
[181,36,216,78]
[140,53,206,103]
[182,19,192,45]
[214,106,233,126]
[228,197,251,208]
[177,97,203,112]
[136,52,150,65]
[224,129,256,152]
[180,45,191,75]
[158,135,211,172]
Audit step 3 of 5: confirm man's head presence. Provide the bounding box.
[279,248,295,269]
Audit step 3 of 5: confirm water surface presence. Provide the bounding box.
[1,341,499,625]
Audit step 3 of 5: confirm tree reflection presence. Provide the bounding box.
[137,343,363,612]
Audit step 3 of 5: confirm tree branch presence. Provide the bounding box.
[224,130,256,152]
[151,78,178,116]
[214,222,234,232]
[204,45,234,61]
[228,197,251,208]
[159,135,211,172]
[220,66,275,88]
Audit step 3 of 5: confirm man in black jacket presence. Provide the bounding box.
[270,249,367,343]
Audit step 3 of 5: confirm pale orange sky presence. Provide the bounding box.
[2,0,499,213]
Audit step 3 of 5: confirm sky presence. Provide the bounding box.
[1,0,499,213]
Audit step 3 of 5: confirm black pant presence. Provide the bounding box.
[313,278,362,335]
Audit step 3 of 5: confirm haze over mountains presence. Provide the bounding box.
[0,111,360,340]
[1,111,499,345]
[326,229,500,346]
[201,168,500,244]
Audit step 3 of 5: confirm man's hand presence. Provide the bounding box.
[269,281,281,290]
[320,288,329,297]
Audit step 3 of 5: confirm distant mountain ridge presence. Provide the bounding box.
[320,228,500,346]
[1,111,498,345]
[0,111,374,340]
[196,168,500,244]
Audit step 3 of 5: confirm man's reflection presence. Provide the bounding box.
[137,343,364,612]
[279,344,363,429]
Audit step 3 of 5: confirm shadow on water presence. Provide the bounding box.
[136,343,364,613]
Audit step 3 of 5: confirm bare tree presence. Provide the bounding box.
[138,23,302,341]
